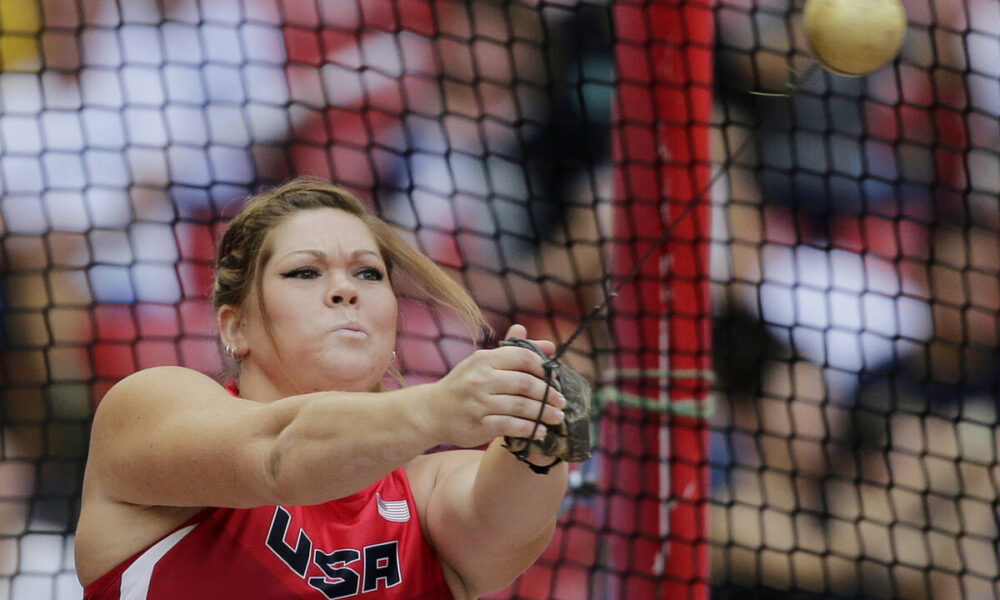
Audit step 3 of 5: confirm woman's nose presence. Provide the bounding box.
[331,292,358,305]
[328,276,359,306]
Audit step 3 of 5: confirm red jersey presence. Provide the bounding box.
[82,466,454,600]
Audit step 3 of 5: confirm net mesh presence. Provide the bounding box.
[0,0,998,599]
[710,0,1000,598]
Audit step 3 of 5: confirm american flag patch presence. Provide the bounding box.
[376,493,411,522]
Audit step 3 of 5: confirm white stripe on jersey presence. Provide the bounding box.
[119,524,198,600]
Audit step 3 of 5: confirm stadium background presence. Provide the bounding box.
[0,0,998,598]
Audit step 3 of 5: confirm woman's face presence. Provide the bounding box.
[242,208,398,394]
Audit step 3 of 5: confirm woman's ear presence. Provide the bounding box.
[217,304,245,352]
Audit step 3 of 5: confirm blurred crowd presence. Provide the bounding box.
[0,0,998,598]
[0,1,612,598]
[710,0,1000,597]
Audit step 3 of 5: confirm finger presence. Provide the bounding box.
[500,372,567,409]
[507,323,557,356]
[489,394,566,427]
[528,338,557,355]
[482,414,549,440]
[490,346,551,379]
[505,323,528,340]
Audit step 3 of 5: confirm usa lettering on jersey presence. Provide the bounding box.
[266,506,402,599]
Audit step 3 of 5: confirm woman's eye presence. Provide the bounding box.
[357,267,384,281]
[282,267,320,279]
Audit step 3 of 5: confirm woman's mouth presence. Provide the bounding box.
[331,323,368,337]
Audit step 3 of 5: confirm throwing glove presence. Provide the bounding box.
[499,338,593,467]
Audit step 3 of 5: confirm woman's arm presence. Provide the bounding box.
[87,366,436,508]
[410,324,572,596]
[414,442,569,597]
[87,345,565,509]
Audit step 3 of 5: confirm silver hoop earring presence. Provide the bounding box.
[225,344,237,359]
[391,350,397,362]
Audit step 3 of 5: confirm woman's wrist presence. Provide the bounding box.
[394,384,443,449]
[501,438,564,474]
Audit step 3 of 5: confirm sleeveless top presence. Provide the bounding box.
[83,381,453,599]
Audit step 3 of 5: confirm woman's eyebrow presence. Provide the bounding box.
[278,249,381,261]
[279,249,326,262]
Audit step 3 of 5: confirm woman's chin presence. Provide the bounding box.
[314,365,382,392]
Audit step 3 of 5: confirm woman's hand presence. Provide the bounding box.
[409,324,571,598]
[426,324,567,448]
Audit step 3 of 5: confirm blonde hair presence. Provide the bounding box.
[213,178,489,381]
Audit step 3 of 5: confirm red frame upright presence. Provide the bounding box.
[607,1,715,597]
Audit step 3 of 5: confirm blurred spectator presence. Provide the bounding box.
[710,0,999,596]
[277,0,614,358]
[2,1,613,597]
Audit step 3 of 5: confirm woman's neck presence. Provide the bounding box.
[235,362,384,401]
[234,364,293,402]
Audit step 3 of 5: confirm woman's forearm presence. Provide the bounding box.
[265,386,439,505]
[265,341,569,507]
[432,439,568,594]
[470,438,569,544]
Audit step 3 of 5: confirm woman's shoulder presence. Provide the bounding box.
[96,366,227,416]
[108,365,222,396]
[405,451,483,506]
